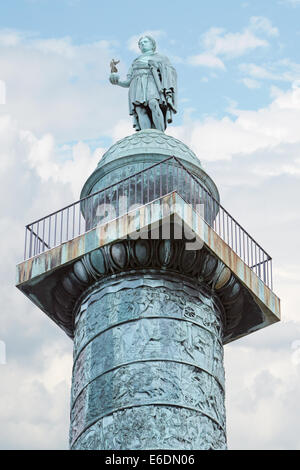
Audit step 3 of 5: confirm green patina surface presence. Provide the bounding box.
[16,191,281,324]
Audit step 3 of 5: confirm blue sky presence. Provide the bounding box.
[1,0,300,450]
[1,0,300,118]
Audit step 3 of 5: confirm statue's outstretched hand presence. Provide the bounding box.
[109,74,120,85]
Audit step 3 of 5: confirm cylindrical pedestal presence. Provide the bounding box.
[70,272,226,450]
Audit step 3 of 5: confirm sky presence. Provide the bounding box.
[1,0,300,450]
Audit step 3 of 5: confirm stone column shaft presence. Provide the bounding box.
[70,271,226,450]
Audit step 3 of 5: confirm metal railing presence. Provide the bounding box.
[23,156,273,289]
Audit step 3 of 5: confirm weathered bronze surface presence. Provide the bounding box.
[16,192,280,344]
[16,58,281,447]
[109,36,177,132]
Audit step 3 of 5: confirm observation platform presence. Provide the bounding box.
[16,154,281,344]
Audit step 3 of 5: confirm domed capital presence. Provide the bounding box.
[80,130,220,204]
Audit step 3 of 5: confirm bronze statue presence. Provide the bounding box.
[109,36,177,132]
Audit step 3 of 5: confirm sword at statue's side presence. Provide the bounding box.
[149,60,176,117]
[149,60,164,99]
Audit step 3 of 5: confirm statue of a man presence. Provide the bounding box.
[109,36,177,132]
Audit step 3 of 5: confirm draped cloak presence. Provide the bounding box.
[126,53,177,131]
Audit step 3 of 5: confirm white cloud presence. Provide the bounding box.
[241,77,261,89]
[240,63,278,80]
[187,53,225,69]
[225,339,300,449]
[202,26,268,58]
[167,82,300,161]
[32,36,76,58]
[0,30,127,142]
[110,118,134,142]
[240,59,300,83]
[0,348,72,449]
[188,17,278,69]
[249,16,279,37]
[0,110,74,449]
[0,29,25,46]
[274,266,300,283]
[24,130,105,197]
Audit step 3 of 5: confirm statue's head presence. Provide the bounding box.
[138,36,156,53]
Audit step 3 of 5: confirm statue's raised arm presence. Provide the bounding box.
[109,35,177,132]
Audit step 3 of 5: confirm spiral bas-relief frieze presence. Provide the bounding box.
[69,243,228,449]
[71,285,225,405]
[70,285,227,449]
[72,405,226,450]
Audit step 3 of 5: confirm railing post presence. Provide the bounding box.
[147,168,150,203]
[72,205,75,239]
[172,157,175,192]
[160,163,162,197]
[29,226,33,258]
[48,216,52,250]
[60,212,63,245]
[42,219,45,252]
[36,222,39,256]
[24,227,28,260]
[270,259,273,290]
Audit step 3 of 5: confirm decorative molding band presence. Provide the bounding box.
[52,239,243,340]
